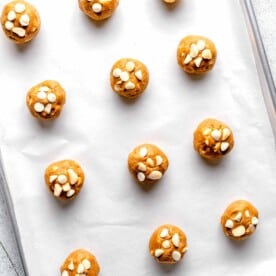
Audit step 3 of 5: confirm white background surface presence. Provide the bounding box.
[0,0,276,275]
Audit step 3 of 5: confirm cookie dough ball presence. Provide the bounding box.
[78,0,119,21]
[193,118,234,160]
[221,200,259,241]
[110,58,149,99]
[128,144,169,185]
[26,80,66,120]
[61,249,100,276]
[149,224,188,264]
[177,35,217,74]
[45,160,85,201]
[1,0,40,44]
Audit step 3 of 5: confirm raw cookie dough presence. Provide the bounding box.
[221,200,259,241]
[128,144,169,185]
[60,249,100,276]
[1,0,40,44]
[45,160,85,201]
[110,58,149,99]
[26,80,66,120]
[78,0,119,21]
[177,35,217,74]
[149,224,188,264]
[193,118,234,160]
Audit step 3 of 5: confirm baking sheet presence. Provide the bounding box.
[1,0,276,275]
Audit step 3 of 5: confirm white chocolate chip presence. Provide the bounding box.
[222,128,231,141]
[112,68,122,78]
[172,251,181,262]
[66,189,75,198]
[205,139,209,146]
[184,54,192,65]
[160,228,169,238]
[135,70,142,81]
[57,174,67,184]
[232,225,246,237]
[47,93,57,103]
[139,147,148,157]
[92,3,102,13]
[182,247,188,253]
[125,81,135,90]
[14,3,26,13]
[211,129,221,141]
[12,27,26,37]
[62,183,71,192]
[147,171,162,180]
[7,11,16,21]
[5,21,14,30]
[39,86,50,92]
[19,14,30,27]
[37,91,47,100]
[162,240,171,249]
[114,85,120,92]
[252,217,258,225]
[44,103,52,114]
[82,259,91,270]
[197,39,206,51]
[190,44,199,58]
[137,162,147,172]
[234,212,242,222]
[68,261,74,271]
[220,142,230,152]
[68,169,78,185]
[202,49,212,60]
[120,71,129,82]
[154,249,164,258]
[203,128,211,136]
[126,61,135,72]
[172,233,180,247]
[54,184,62,197]
[225,219,234,229]
[137,172,145,182]
[49,175,57,183]
[61,271,69,276]
[245,210,250,218]
[146,158,155,167]
[34,102,44,113]
[194,57,202,68]
[155,156,163,166]
[77,263,85,274]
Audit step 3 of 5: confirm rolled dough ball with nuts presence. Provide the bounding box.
[60,249,100,276]
[78,0,119,21]
[193,118,234,160]
[110,58,149,99]
[45,160,85,201]
[26,80,66,120]
[149,224,188,264]
[128,144,169,186]
[1,0,40,44]
[177,35,217,74]
[221,200,259,241]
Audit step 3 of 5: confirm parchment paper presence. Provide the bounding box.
[0,0,276,275]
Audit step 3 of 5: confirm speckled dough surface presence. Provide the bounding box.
[149,224,188,264]
[177,35,217,74]
[110,58,149,99]
[221,200,259,241]
[26,80,66,120]
[193,118,234,160]
[45,160,85,201]
[128,144,169,185]
[1,0,40,44]
[60,249,100,276]
[78,0,119,21]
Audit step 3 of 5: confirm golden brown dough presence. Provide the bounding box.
[221,200,259,241]
[78,0,119,21]
[193,118,234,160]
[177,35,217,74]
[45,160,85,201]
[149,224,188,264]
[60,249,100,276]
[1,0,40,44]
